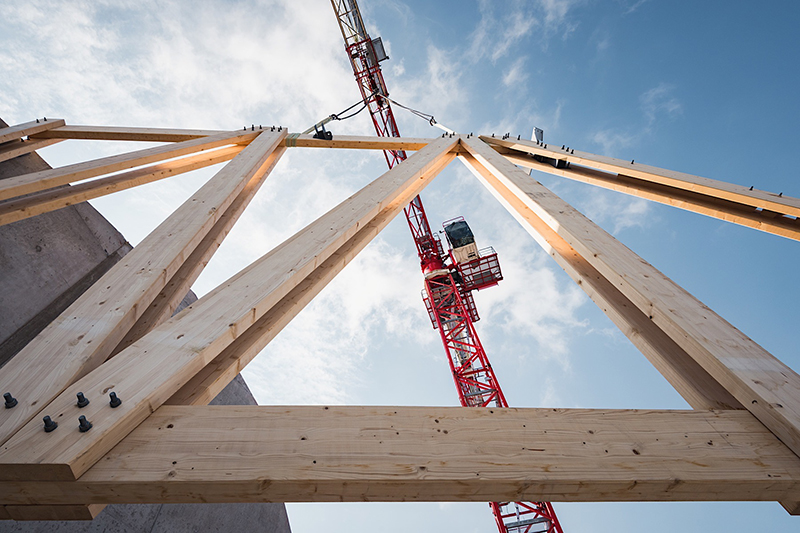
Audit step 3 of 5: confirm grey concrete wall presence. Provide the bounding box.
[0,118,291,532]
[0,118,133,366]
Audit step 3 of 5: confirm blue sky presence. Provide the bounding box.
[1,0,799,531]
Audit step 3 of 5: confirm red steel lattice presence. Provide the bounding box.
[331,1,563,531]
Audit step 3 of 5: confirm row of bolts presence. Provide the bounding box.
[244,125,281,131]
[4,391,121,433]
[233,126,784,194]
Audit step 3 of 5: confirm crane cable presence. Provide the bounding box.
[300,91,378,135]
[298,91,454,139]
[376,94,455,134]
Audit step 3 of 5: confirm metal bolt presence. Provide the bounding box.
[76,392,90,408]
[4,392,18,409]
[43,416,58,432]
[78,415,93,433]
[109,392,122,408]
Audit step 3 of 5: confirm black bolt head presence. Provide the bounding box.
[4,392,18,409]
[78,415,93,433]
[109,392,122,408]
[76,392,90,408]
[43,415,58,432]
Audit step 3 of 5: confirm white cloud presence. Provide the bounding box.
[502,57,529,87]
[590,128,638,155]
[640,82,683,126]
[1,0,591,409]
[619,0,652,15]
[588,83,682,156]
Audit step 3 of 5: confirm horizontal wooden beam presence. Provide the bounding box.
[483,136,800,220]
[498,147,800,242]
[29,126,432,151]
[0,145,245,226]
[0,118,65,144]
[0,406,799,505]
[0,130,286,450]
[0,136,458,482]
[0,129,260,202]
[0,138,62,164]
[462,136,800,460]
[30,125,227,143]
[285,133,431,150]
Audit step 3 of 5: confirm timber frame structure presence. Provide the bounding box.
[0,118,799,522]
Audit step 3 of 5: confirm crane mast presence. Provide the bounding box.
[330,2,564,532]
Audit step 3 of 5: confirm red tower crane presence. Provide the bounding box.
[330,2,564,532]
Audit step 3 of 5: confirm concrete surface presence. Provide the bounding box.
[0,118,291,532]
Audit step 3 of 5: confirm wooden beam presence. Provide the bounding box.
[0,145,245,226]
[0,118,65,144]
[0,130,287,450]
[285,133,430,151]
[0,136,458,482]
[483,136,800,220]
[0,138,62,164]
[164,145,415,405]
[30,125,227,143]
[461,136,800,459]
[0,129,260,202]
[498,147,800,242]
[0,144,276,522]
[0,406,799,505]
[459,153,741,411]
[29,127,432,150]
[112,143,286,355]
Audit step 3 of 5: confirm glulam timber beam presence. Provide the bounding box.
[0,138,62,164]
[0,118,65,144]
[0,130,287,449]
[461,136,800,459]
[285,133,430,150]
[0,136,458,482]
[29,126,432,151]
[0,145,246,226]
[30,125,227,142]
[0,406,799,505]
[485,136,800,240]
[459,153,740,410]
[0,129,260,201]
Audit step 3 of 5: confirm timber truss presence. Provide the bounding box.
[0,119,799,522]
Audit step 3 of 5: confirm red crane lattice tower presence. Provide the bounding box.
[331,2,564,531]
